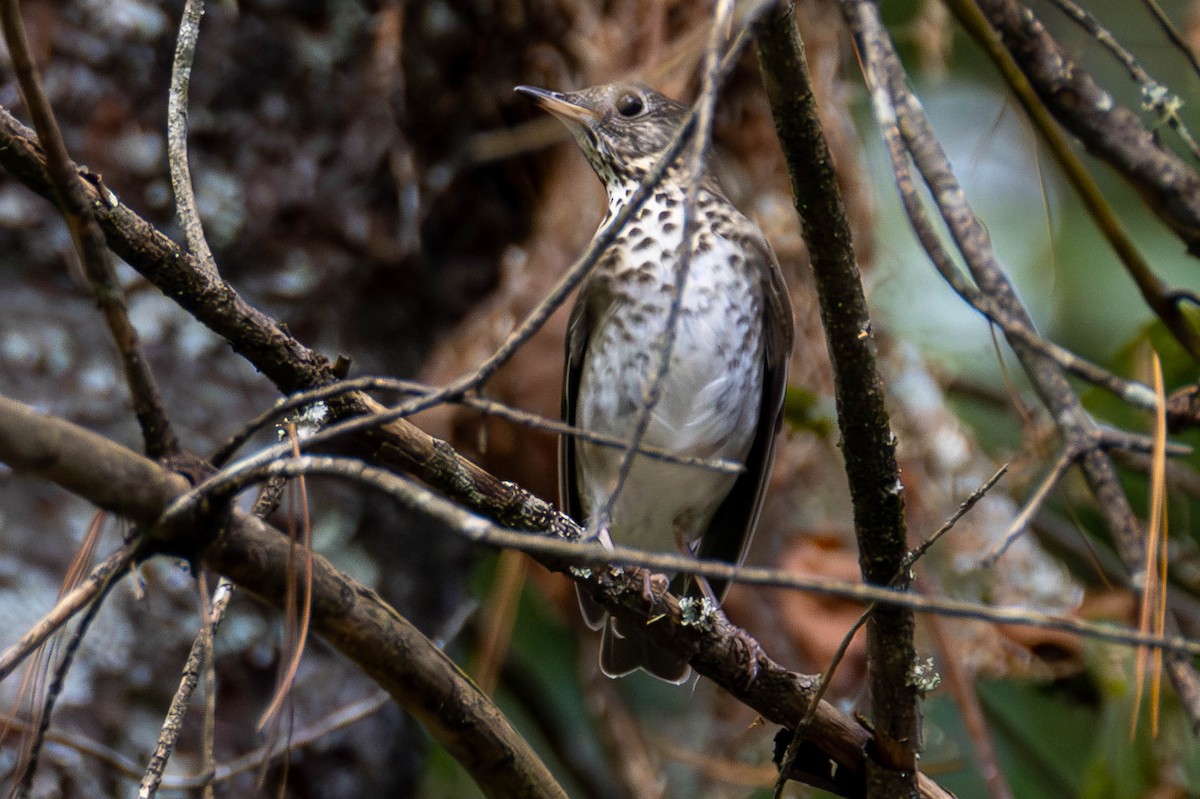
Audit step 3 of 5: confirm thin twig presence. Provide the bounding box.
[0,0,177,457]
[2,690,391,788]
[139,576,234,799]
[1140,0,1200,80]
[1047,0,1200,159]
[12,581,113,798]
[211,376,742,474]
[1097,426,1190,458]
[167,0,220,279]
[774,464,1007,796]
[0,544,136,682]
[191,453,1200,658]
[199,572,219,799]
[907,464,1009,568]
[980,449,1075,567]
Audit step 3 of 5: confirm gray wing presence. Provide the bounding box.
[560,266,610,630]
[559,258,618,529]
[692,233,793,600]
[558,288,590,528]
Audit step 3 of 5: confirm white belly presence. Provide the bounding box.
[575,210,765,556]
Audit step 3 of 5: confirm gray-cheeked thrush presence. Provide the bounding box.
[516,82,794,683]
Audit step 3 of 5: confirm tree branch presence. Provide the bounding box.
[756,7,917,794]
[0,392,972,798]
[0,394,566,799]
[975,0,1200,257]
[949,0,1200,360]
[0,0,177,457]
[844,0,1200,733]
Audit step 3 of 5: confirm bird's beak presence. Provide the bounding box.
[515,85,599,126]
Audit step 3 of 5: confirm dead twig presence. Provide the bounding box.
[0,0,177,458]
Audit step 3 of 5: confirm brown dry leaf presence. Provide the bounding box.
[770,536,870,693]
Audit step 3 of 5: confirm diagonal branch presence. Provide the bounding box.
[972,0,1200,259]
[0,394,566,799]
[949,0,1200,361]
[0,393,929,797]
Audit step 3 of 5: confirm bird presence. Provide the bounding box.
[515,82,793,682]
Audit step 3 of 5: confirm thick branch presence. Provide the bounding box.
[0,394,565,799]
[0,395,187,527]
[207,513,565,799]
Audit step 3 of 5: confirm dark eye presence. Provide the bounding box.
[616,92,644,117]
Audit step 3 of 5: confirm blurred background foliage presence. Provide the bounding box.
[0,0,1198,797]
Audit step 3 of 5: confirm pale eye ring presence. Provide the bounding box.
[616,92,644,117]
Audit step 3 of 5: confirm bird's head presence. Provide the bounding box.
[515,82,687,186]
